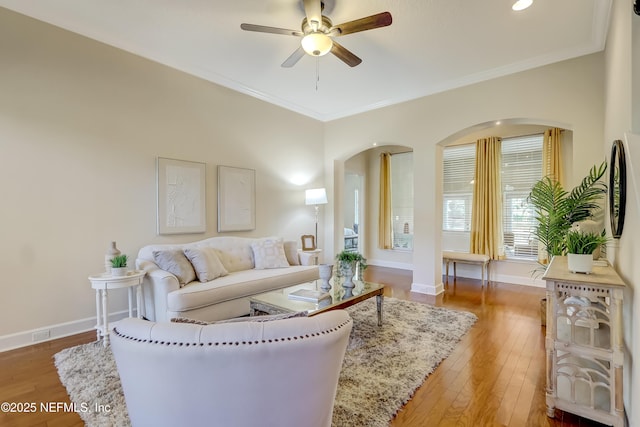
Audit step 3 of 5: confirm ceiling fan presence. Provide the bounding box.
[240,0,392,68]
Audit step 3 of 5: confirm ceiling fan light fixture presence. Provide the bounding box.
[301,32,333,56]
[512,0,533,11]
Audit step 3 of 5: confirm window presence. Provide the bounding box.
[390,152,413,250]
[442,135,543,260]
[442,145,475,232]
[502,135,543,259]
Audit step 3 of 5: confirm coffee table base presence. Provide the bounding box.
[250,286,384,326]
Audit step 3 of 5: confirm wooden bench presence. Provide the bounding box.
[442,251,491,286]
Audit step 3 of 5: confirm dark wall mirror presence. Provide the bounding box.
[609,139,626,238]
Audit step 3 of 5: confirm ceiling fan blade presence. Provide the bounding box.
[240,23,303,37]
[330,41,362,67]
[303,0,322,29]
[282,46,306,68]
[330,12,392,36]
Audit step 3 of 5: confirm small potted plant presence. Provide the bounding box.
[335,250,367,290]
[110,254,129,277]
[565,230,608,274]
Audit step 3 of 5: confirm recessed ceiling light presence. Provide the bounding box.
[512,0,533,11]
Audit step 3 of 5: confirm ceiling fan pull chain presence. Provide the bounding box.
[316,57,320,91]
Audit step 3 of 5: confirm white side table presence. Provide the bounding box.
[298,248,322,265]
[89,270,146,347]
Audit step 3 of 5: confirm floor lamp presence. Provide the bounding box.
[305,188,328,248]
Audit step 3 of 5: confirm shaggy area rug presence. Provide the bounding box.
[55,297,477,427]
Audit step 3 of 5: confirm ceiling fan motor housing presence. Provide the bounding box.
[302,15,333,34]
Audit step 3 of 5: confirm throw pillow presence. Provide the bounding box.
[283,240,300,266]
[251,237,289,269]
[183,247,228,282]
[152,250,196,287]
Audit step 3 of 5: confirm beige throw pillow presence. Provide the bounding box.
[283,241,300,266]
[152,250,196,287]
[251,237,289,269]
[183,247,228,283]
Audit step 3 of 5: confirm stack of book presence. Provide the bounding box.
[287,289,331,303]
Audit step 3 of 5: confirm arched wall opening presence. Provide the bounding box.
[333,144,414,269]
[434,118,575,288]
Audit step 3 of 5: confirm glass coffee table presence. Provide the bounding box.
[249,278,385,326]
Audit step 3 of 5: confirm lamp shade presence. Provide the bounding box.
[305,188,328,205]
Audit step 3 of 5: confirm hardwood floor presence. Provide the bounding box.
[0,266,609,426]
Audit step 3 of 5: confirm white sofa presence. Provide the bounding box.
[136,236,319,322]
[111,311,352,427]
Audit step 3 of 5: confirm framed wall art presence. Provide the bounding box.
[217,165,256,232]
[156,157,206,235]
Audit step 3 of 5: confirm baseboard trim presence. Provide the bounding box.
[0,309,132,353]
[493,273,545,288]
[411,281,444,295]
[368,259,414,270]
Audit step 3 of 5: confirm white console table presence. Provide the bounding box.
[89,270,146,347]
[543,256,625,427]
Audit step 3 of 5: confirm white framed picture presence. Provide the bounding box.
[217,165,256,232]
[156,157,206,235]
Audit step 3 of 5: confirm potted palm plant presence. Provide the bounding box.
[528,162,607,324]
[565,230,608,274]
[528,162,607,271]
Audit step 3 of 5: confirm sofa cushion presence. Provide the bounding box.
[251,237,289,269]
[166,266,319,313]
[152,250,196,286]
[138,237,256,273]
[283,241,300,266]
[184,247,228,283]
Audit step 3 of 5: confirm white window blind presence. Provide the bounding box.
[501,135,543,259]
[443,145,476,232]
[442,135,543,259]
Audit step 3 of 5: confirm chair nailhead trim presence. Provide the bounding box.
[112,319,352,347]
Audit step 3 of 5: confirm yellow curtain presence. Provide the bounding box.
[378,152,393,249]
[539,128,564,263]
[543,128,563,185]
[470,137,505,260]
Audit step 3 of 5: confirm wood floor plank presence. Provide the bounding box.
[0,268,610,427]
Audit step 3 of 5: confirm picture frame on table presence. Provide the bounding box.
[301,235,316,251]
[156,157,206,235]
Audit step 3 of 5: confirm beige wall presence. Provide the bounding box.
[0,9,324,346]
[325,52,605,293]
[604,0,639,421]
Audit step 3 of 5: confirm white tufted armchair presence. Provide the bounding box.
[110,310,352,427]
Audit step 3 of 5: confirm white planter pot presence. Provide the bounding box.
[111,267,128,277]
[567,253,593,274]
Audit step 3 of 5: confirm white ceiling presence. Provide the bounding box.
[0,0,612,122]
